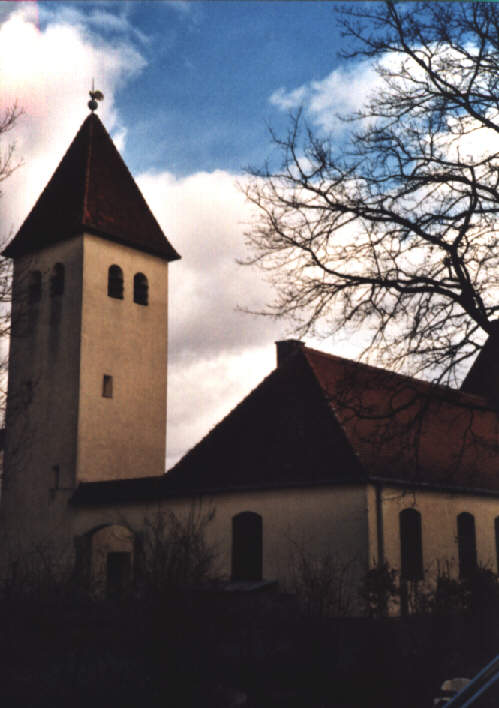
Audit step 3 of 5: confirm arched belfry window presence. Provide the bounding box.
[28,270,42,304]
[231,511,263,582]
[133,272,148,306]
[108,265,124,299]
[457,512,477,578]
[399,508,424,581]
[50,263,65,297]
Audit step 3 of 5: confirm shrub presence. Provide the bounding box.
[359,562,399,618]
[432,565,499,615]
[289,543,356,617]
[138,505,218,597]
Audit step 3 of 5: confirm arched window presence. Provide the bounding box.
[50,263,65,297]
[399,508,424,581]
[457,512,477,578]
[232,511,263,582]
[108,265,124,299]
[133,272,148,306]
[28,270,42,304]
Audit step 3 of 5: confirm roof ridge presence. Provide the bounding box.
[297,346,368,479]
[167,363,283,474]
[88,113,169,242]
[302,344,489,406]
[81,113,93,225]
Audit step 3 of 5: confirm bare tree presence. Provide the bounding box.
[0,103,23,196]
[243,2,499,385]
[0,103,23,420]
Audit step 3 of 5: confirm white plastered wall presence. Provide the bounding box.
[1,236,83,559]
[77,234,169,482]
[0,231,170,566]
[72,483,370,610]
[373,484,499,579]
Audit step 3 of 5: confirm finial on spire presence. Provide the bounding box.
[88,78,104,112]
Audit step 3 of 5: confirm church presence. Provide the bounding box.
[2,107,499,613]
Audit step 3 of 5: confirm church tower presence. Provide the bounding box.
[1,111,179,550]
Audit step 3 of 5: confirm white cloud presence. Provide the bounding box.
[39,3,151,47]
[165,346,275,468]
[0,4,286,470]
[163,1,193,17]
[0,5,146,242]
[111,127,128,154]
[269,85,308,112]
[138,168,372,467]
[137,169,284,361]
[270,60,380,133]
[0,4,368,469]
[137,169,290,464]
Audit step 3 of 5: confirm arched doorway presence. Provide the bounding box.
[79,524,135,598]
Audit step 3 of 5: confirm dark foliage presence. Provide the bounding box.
[1,583,498,708]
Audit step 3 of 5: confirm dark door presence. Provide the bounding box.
[231,512,263,581]
[106,551,132,598]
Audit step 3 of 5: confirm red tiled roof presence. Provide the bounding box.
[3,113,180,261]
[71,340,499,507]
[303,346,499,492]
[164,342,499,495]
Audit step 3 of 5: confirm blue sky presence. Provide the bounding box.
[0,1,377,466]
[33,1,351,176]
[118,1,348,176]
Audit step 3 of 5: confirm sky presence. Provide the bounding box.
[0,0,382,468]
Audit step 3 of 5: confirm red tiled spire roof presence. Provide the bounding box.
[3,113,180,261]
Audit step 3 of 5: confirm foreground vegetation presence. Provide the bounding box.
[1,558,498,708]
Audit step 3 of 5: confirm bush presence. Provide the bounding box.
[433,566,499,615]
[289,543,357,617]
[138,505,218,597]
[359,562,399,618]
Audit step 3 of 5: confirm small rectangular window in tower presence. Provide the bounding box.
[102,374,113,398]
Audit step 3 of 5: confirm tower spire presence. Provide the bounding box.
[2,112,180,261]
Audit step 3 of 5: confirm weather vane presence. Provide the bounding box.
[88,79,104,112]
